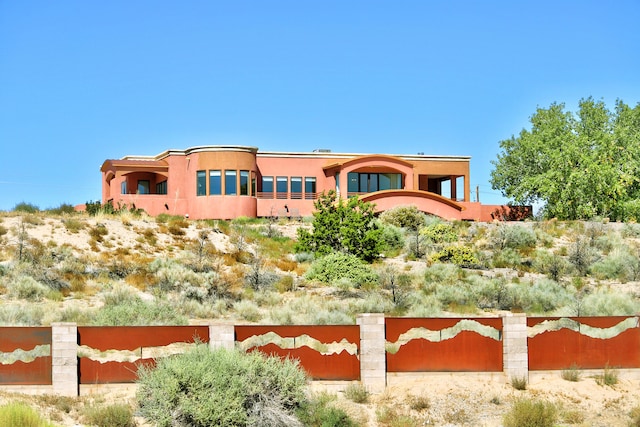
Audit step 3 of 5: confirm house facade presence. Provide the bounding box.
[100,145,519,221]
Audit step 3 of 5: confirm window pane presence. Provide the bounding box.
[240,170,249,196]
[196,171,206,196]
[348,173,358,193]
[276,176,287,197]
[121,181,127,194]
[225,170,237,195]
[304,177,316,199]
[209,170,221,195]
[156,180,167,194]
[290,177,302,199]
[262,176,274,198]
[251,173,256,197]
[137,180,150,194]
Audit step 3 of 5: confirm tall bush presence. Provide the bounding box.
[137,345,308,427]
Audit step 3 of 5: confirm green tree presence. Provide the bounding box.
[490,98,640,220]
[295,190,383,262]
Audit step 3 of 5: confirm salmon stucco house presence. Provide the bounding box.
[100,145,522,221]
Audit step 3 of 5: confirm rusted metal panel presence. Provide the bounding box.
[77,326,209,351]
[235,325,360,346]
[0,327,51,352]
[248,344,360,380]
[0,358,52,385]
[0,327,52,385]
[236,325,360,380]
[79,358,156,384]
[528,327,640,370]
[385,317,503,343]
[386,331,503,372]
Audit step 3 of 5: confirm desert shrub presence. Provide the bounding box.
[296,393,357,427]
[421,222,458,243]
[61,218,85,233]
[509,278,573,313]
[13,202,39,213]
[149,258,204,293]
[405,231,429,259]
[8,275,49,301]
[0,402,56,427]
[93,289,187,325]
[379,205,426,230]
[46,203,77,215]
[579,289,640,315]
[378,223,405,254]
[491,247,522,268]
[590,248,634,281]
[533,249,569,281]
[423,263,461,286]
[491,224,537,251]
[137,345,308,427]
[429,245,480,267]
[233,300,263,323]
[304,252,378,287]
[405,293,443,317]
[503,398,557,427]
[0,303,45,325]
[83,403,135,427]
[561,364,582,382]
[568,237,599,276]
[622,223,640,238]
[344,382,369,403]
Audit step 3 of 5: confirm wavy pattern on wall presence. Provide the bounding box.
[528,317,638,339]
[235,326,360,380]
[527,316,640,370]
[0,344,50,364]
[386,320,501,354]
[237,332,358,355]
[385,318,503,372]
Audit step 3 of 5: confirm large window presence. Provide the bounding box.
[240,170,249,196]
[225,170,237,195]
[156,180,167,195]
[262,176,274,198]
[276,176,288,199]
[121,181,127,194]
[304,177,316,199]
[138,180,150,195]
[197,171,206,196]
[347,172,401,194]
[209,170,221,195]
[251,173,256,197]
[290,177,302,199]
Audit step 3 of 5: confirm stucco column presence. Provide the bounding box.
[356,313,386,393]
[209,323,235,350]
[502,313,529,381]
[51,322,78,396]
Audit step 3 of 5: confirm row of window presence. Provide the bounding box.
[197,170,254,196]
[121,180,168,195]
[196,170,317,199]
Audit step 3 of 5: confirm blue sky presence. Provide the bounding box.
[1,1,639,211]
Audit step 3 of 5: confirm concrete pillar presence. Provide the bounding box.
[209,323,235,350]
[51,322,78,397]
[502,313,529,381]
[356,313,386,393]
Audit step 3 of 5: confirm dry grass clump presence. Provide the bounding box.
[561,364,582,382]
[343,382,369,403]
[511,376,528,390]
[595,365,619,386]
[503,398,557,427]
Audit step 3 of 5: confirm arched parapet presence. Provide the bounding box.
[359,190,464,220]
